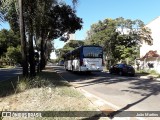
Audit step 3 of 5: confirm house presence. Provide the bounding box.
[139,16,160,73]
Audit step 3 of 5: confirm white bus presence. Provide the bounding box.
[64,45,104,72]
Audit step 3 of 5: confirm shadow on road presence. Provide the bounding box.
[53,66,160,116]
[107,91,156,118]
[81,113,105,120]
[54,66,160,97]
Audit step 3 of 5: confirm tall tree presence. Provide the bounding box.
[0,29,20,57]
[85,17,152,67]
[56,40,84,60]
[23,0,37,77]
[1,0,82,76]
[6,45,22,64]
[1,0,28,76]
[33,2,82,70]
[19,0,28,76]
[5,1,19,33]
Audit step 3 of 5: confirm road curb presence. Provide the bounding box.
[104,71,160,82]
[54,69,128,119]
[0,66,21,71]
[139,76,160,81]
[53,67,147,120]
[53,69,110,118]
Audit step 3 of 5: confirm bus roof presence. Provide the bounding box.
[80,45,102,48]
[64,45,102,56]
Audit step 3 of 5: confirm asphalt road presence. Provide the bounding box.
[53,66,160,112]
[0,67,22,82]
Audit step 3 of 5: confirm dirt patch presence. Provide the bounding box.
[0,67,108,120]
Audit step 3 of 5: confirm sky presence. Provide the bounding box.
[52,0,160,59]
[1,0,160,59]
[54,0,160,48]
[73,0,160,40]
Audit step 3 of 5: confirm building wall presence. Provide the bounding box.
[139,16,160,73]
[69,34,76,40]
[140,16,160,58]
[140,57,160,73]
[65,34,76,44]
[140,41,152,58]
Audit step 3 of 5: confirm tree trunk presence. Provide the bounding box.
[40,38,46,71]
[19,0,28,77]
[28,4,36,77]
[28,32,36,77]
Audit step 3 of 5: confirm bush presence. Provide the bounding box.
[16,78,30,92]
[148,70,159,75]
[136,69,149,74]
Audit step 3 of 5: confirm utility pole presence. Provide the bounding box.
[19,0,28,77]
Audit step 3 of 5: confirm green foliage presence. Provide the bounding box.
[1,0,83,75]
[0,28,20,65]
[63,40,84,49]
[16,78,30,92]
[0,29,8,56]
[6,45,22,64]
[26,1,83,71]
[5,2,19,33]
[31,1,83,42]
[56,40,84,60]
[138,70,149,74]
[0,29,20,57]
[148,70,160,75]
[85,17,152,66]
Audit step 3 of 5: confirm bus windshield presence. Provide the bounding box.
[83,46,103,58]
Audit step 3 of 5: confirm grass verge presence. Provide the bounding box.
[136,70,160,78]
[0,67,106,120]
[0,66,15,69]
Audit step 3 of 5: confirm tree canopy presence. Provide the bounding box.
[55,40,84,61]
[0,29,20,57]
[0,0,83,76]
[85,17,152,66]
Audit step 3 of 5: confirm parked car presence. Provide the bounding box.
[109,63,135,76]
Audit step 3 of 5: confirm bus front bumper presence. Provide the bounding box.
[80,66,104,72]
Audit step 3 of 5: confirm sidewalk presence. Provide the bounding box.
[0,66,16,70]
[55,67,160,120]
[55,67,131,120]
[137,74,160,81]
